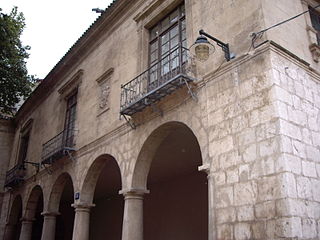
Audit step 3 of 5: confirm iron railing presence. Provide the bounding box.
[5,163,26,188]
[41,128,75,164]
[120,46,194,116]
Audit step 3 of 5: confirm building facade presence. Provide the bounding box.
[0,0,320,239]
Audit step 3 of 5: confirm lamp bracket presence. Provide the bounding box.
[199,29,231,61]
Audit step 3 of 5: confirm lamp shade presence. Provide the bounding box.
[190,36,215,62]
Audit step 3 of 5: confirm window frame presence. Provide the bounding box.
[148,4,186,65]
[309,5,320,45]
[302,0,320,62]
[147,3,186,88]
[17,119,33,165]
[63,89,78,147]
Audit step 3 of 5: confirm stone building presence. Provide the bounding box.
[0,0,320,239]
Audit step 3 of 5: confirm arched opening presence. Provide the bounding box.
[81,155,123,240]
[31,194,43,240]
[25,185,44,240]
[5,195,22,240]
[135,122,208,240]
[49,173,75,240]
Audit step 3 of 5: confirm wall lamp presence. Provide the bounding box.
[191,29,235,62]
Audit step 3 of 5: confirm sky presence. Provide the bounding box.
[2,0,114,79]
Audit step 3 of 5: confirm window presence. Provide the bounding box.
[17,119,33,164]
[96,68,114,116]
[18,131,30,164]
[148,4,186,89]
[64,90,77,147]
[309,6,320,45]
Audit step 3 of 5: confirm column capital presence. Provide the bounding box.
[119,188,149,199]
[198,163,213,176]
[41,211,61,217]
[71,202,95,212]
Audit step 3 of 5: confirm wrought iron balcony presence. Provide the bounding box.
[5,163,26,188]
[120,46,195,116]
[41,128,75,165]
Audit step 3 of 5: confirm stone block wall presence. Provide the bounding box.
[205,50,281,239]
[269,49,320,239]
[204,44,320,239]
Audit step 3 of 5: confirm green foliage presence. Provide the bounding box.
[0,6,35,116]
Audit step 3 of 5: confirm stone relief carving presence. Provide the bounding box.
[99,80,110,110]
[310,43,320,62]
[96,68,114,115]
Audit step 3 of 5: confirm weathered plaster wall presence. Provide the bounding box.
[262,0,320,71]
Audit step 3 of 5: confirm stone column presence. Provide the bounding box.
[40,212,60,240]
[199,164,216,240]
[120,189,149,240]
[3,223,15,240]
[19,218,34,240]
[71,203,95,240]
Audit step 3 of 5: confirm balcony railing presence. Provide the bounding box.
[120,46,195,116]
[41,128,75,165]
[5,163,26,188]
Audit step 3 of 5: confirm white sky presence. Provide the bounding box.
[2,0,113,79]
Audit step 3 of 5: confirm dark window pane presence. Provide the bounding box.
[170,26,179,38]
[170,9,179,24]
[150,51,158,63]
[181,4,185,16]
[171,35,179,48]
[150,25,159,39]
[65,91,77,147]
[161,32,170,43]
[161,16,170,30]
[150,41,158,52]
[161,42,170,55]
[148,3,186,84]
[19,133,30,163]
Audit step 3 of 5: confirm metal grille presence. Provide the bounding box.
[120,46,194,116]
[41,128,75,164]
[5,163,25,188]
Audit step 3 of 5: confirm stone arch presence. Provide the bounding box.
[8,194,23,225]
[5,195,23,240]
[24,185,44,240]
[80,154,121,204]
[130,120,208,240]
[75,154,123,240]
[24,185,43,219]
[131,121,203,190]
[48,172,74,212]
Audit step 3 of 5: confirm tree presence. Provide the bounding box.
[0,7,34,116]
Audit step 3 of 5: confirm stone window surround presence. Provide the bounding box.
[58,69,83,98]
[57,69,83,132]
[96,68,114,116]
[302,0,320,62]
